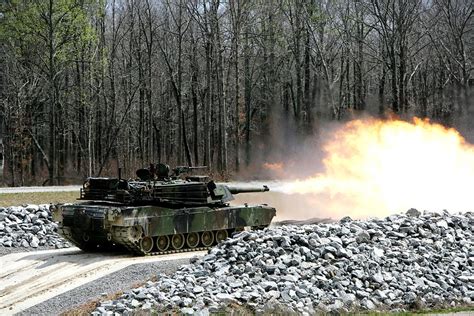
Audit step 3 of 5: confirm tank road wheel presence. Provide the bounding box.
[82,233,90,242]
[127,225,143,242]
[186,232,200,248]
[140,236,154,253]
[156,235,170,252]
[171,233,185,250]
[201,231,214,247]
[215,230,228,243]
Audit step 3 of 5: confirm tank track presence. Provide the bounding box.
[112,227,211,256]
[59,226,211,255]
[59,226,268,256]
[57,227,112,252]
[116,236,210,256]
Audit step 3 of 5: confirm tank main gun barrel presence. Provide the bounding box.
[226,185,270,194]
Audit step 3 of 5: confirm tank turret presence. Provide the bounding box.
[53,164,276,255]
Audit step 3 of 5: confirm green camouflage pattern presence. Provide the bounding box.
[56,203,275,237]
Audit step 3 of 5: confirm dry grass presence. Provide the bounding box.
[0,191,78,207]
[60,291,124,316]
[60,281,151,315]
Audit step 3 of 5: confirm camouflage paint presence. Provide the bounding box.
[56,203,275,241]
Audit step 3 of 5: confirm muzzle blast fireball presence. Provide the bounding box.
[246,118,474,219]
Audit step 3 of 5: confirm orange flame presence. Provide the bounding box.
[278,117,474,218]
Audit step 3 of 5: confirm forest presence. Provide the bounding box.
[0,0,473,185]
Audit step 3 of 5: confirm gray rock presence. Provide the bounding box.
[373,272,384,283]
[181,307,195,315]
[436,220,448,229]
[372,247,384,258]
[193,286,204,294]
[183,297,193,306]
[30,236,40,248]
[282,275,298,282]
[141,302,152,310]
[135,291,148,300]
[356,231,370,243]
[328,299,344,311]
[296,288,308,298]
[356,290,370,298]
[341,293,356,305]
[264,265,277,274]
[260,281,278,290]
[130,299,141,308]
[323,245,337,254]
[171,295,182,305]
[337,248,351,258]
[95,307,106,315]
[324,252,335,260]
[195,308,210,316]
[267,290,280,299]
[281,290,292,302]
[352,269,365,279]
[26,204,39,212]
[406,208,421,217]
[340,216,352,223]
[362,298,376,309]
[215,293,239,305]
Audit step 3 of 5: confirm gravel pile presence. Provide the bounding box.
[0,205,70,250]
[94,209,474,315]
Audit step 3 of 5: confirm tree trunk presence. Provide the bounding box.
[190,28,199,166]
[204,40,212,169]
[47,0,56,185]
[244,30,251,167]
[303,27,311,132]
[355,1,365,110]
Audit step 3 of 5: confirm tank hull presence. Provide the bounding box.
[54,203,276,255]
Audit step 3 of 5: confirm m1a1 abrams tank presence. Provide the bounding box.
[52,164,276,255]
